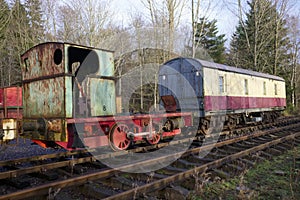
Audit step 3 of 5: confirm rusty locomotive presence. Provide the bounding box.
[18,42,193,150]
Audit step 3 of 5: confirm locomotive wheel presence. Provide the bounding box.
[109,124,131,151]
[145,123,161,145]
[146,131,161,145]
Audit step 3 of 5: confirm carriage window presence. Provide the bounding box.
[244,79,248,95]
[263,81,266,95]
[219,76,224,94]
[275,84,278,95]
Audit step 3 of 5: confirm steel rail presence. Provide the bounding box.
[104,132,300,200]
[0,123,299,200]
[0,121,298,180]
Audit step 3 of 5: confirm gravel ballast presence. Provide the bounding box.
[0,138,66,161]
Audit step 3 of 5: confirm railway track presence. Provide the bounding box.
[0,116,299,199]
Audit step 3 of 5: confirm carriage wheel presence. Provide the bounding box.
[200,118,210,135]
[109,124,131,151]
[264,112,271,123]
[227,118,237,130]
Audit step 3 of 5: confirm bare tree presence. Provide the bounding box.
[286,15,300,107]
[228,0,293,74]
[56,4,82,43]
[113,0,188,112]
[140,0,187,53]
[41,0,59,41]
[45,0,115,47]
[190,0,219,58]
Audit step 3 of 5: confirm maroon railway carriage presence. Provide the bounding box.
[159,58,286,132]
[0,86,22,142]
[0,86,22,119]
[20,42,192,150]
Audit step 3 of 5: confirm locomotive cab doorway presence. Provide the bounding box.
[67,46,116,118]
[68,47,99,117]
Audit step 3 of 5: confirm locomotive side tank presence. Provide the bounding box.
[159,58,286,132]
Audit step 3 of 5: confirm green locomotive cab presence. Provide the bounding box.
[21,42,116,143]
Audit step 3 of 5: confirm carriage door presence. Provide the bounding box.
[218,73,227,111]
[181,58,203,114]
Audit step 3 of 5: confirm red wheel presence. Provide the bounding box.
[145,123,161,145]
[146,132,161,145]
[109,124,131,151]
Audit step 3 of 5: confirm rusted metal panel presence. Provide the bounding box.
[89,78,116,116]
[21,42,68,120]
[21,43,65,81]
[22,118,67,142]
[98,51,114,76]
[23,77,66,118]
[65,76,73,118]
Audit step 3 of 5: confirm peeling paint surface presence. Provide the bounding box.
[90,78,116,116]
[23,77,66,118]
[21,43,64,80]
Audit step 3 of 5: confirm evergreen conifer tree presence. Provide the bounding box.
[229,0,289,75]
[194,17,226,63]
[25,0,45,44]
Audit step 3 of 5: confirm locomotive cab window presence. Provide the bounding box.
[67,47,99,80]
[24,58,30,72]
[53,49,63,65]
[244,79,248,95]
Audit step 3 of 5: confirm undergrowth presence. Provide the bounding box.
[190,145,300,200]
